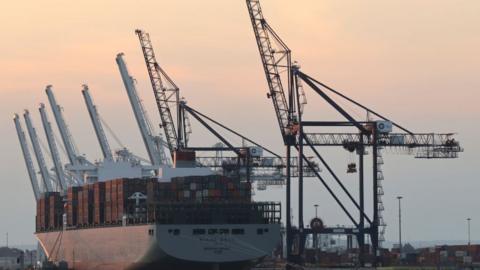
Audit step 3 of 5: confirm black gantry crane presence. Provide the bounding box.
[135,29,319,185]
[246,0,463,267]
[135,29,185,156]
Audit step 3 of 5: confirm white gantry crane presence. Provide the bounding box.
[14,114,42,200]
[115,53,170,168]
[46,85,80,166]
[23,110,55,192]
[45,85,96,182]
[81,84,114,161]
[81,84,159,180]
[39,103,68,191]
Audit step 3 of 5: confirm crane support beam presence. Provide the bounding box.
[45,85,79,166]
[135,29,180,155]
[297,72,369,135]
[116,53,166,166]
[14,114,42,200]
[82,85,113,160]
[184,105,281,158]
[305,132,461,150]
[246,0,292,143]
[183,104,241,157]
[39,103,67,191]
[296,72,413,134]
[23,110,54,192]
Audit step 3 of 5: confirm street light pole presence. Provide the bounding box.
[467,218,471,246]
[313,204,319,251]
[397,196,403,257]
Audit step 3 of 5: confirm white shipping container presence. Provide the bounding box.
[190,183,197,190]
[183,190,190,198]
[249,146,263,157]
[376,120,393,133]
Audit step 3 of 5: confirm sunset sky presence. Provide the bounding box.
[1,0,479,247]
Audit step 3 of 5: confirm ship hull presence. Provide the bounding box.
[36,223,280,270]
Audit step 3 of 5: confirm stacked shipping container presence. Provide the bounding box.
[172,175,251,202]
[80,185,93,226]
[115,178,153,222]
[105,180,112,223]
[36,192,63,231]
[36,175,254,231]
[93,182,105,224]
[77,189,83,225]
[48,193,63,229]
[111,180,117,223]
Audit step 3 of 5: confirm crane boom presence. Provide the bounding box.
[81,85,114,160]
[39,103,67,191]
[246,0,292,142]
[46,85,79,165]
[14,114,41,200]
[135,30,180,155]
[23,110,54,192]
[116,53,167,166]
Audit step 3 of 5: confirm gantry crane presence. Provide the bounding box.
[82,84,160,180]
[116,53,170,168]
[135,29,183,156]
[246,0,302,260]
[39,103,67,191]
[46,86,80,167]
[23,110,55,192]
[246,0,462,266]
[46,85,96,183]
[82,84,114,161]
[14,114,42,200]
[134,29,309,180]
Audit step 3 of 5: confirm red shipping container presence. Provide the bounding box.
[111,180,118,223]
[105,181,112,223]
[40,195,50,230]
[94,182,106,224]
[48,193,62,229]
[39,197,45,230]
[77,190,84,225]
[84,184,94,225]
[36,200,41,231]
[116,179,124,221]
[67,186,81,226]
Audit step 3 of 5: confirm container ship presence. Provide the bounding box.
[35,174,281,270]
[14,29,286,269]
